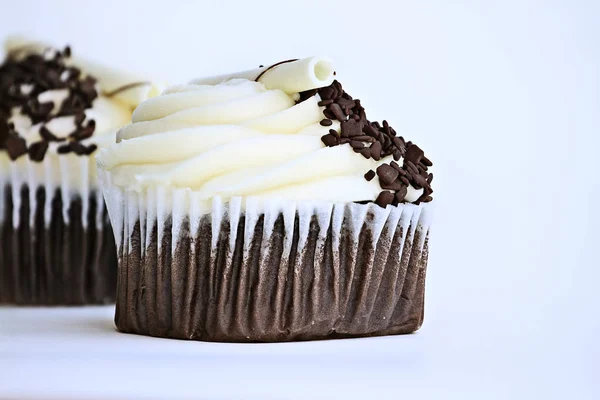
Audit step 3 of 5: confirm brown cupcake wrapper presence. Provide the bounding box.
[0,184,117,305]
[100,171,432,342]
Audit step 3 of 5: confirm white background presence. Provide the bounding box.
[0,0,599,399]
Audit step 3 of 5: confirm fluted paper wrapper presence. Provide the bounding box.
[100,170,432,342]
[0,157,117,305]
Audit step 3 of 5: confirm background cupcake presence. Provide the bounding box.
[98,57,433,341]
[0,37,162,305]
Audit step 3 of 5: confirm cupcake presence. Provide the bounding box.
[97,57,433,342]
[0,37,162,305]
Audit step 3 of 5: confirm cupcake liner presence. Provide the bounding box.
[0,157,117,305]
[100,169,432,342]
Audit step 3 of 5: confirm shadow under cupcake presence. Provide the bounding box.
[98,57,434,341]
[0,37,161,305]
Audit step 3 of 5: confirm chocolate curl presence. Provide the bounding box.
[190,56,335,94]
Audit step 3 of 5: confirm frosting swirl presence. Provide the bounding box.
[0,37,163,189]
[99,57,430,204]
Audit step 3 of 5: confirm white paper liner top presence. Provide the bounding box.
[0,153,104,228]
[99,169,433,255]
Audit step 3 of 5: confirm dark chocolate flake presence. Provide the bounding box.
[0,44,103,162]
[57,144,72,154]
[82,143,97,155]
[329,103,346,121]
[370,142,382,161]
[359,148,371,159]
[405,143,424,165]
[353,135,375,142]
[405,160,419,175]
[363,124,379,138]
[395,186,408,202]
[74,111,86,126]
[321,134,338,147]
[422,156,433,167]
[39,126,62,142]
[341,120,362,137]
[412,173,429,189]
[392,136,406,152]
[317,99,333,107]
[319,86,335,100]
[337,97,355,110]
[28,141,49,162]
[350,140,364,150]
[298,76,434,206]
[71,119,96,140]
[5,135,28,160]
[375,191,395,208]
[381,180,404,191]
[69,141,87,155]
[376,164,399,185]
[322,108,336,120]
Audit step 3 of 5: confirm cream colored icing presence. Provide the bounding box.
[99,64,424,203]
[1,38,160,191]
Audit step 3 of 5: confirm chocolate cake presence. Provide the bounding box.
[0,185,116,304]
[112,201,430,342]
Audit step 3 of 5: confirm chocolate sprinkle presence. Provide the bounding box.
[0,45,100,162]
[39,126,62,142]
[364,170,376,181]
[321,133,338,147]
[298,79,434,206]
[376,164,399,185]
[5,134,27,160]
[375,191,395,208]
[28,141,49,162]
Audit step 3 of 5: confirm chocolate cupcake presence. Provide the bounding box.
[97,57,433,341]
[0,37,162,305]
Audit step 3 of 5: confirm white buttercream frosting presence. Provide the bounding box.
[4,36,165,108]
[1,38,159,191]
[98,57,427,205]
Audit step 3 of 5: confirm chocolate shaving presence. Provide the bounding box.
[39,126,62,142]
[5,135,27,160]
[329,103,346,121]
[321,133,338,147]
[103,81,151,97]
[376,164,399,185]
[255,59,299,83]
[28,141,49,162]
[298,78,434,206]
[0,44,100,161]
[375,191,395,208]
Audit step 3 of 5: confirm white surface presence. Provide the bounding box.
[0,305,596,400]
[0,0,599,399]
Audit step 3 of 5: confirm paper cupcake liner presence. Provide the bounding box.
[100,170,432,342]
[0,157,117,305]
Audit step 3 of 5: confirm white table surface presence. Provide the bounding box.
[1,296,598,400]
